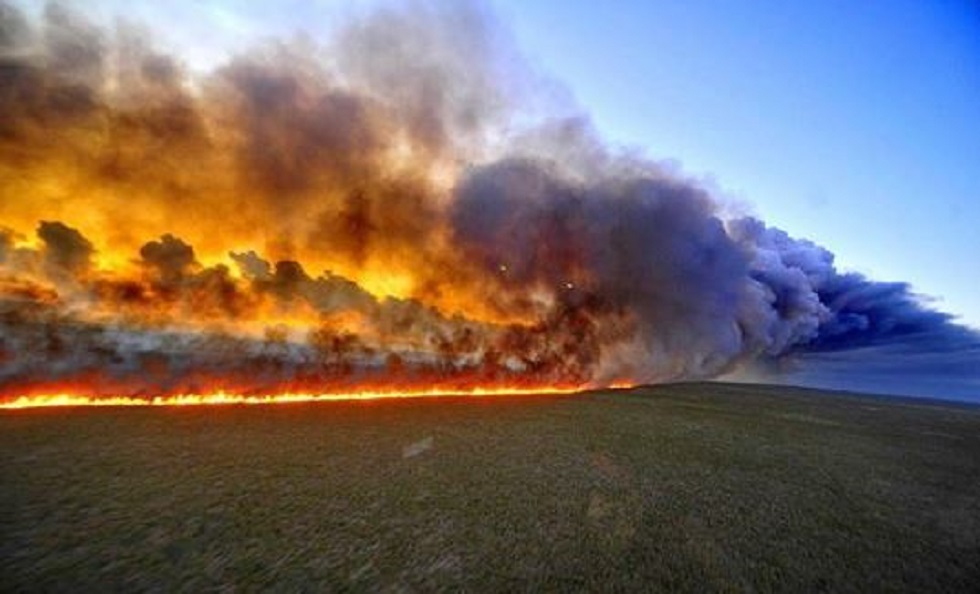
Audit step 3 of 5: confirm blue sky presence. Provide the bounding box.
[24,0,980,328]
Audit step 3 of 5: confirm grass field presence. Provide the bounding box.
[2,382,979,592]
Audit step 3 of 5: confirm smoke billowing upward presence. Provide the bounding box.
[1,1,976,401]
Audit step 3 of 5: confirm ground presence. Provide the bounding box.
[2,382,979,591]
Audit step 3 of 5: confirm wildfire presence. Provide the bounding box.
[0,385,614,410]
[11,1,918,398]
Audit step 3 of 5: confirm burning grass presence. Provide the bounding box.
[2,382,978,591]
[0,385,589,409]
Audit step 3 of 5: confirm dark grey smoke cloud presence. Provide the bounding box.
[727,218,980,399]
[38,220,94,275]
[140,234,196,285]
[451,158,750,381]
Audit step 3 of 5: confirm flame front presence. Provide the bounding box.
[0,385,600,410]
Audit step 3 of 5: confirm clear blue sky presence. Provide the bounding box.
[26,0,980,328]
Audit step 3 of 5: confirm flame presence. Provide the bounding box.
[0,3,647,397]
[0,384,617,410]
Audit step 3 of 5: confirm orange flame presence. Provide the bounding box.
[0,5,649,396]
[0,384,635,410]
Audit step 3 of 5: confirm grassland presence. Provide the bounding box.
[2,382,978,592]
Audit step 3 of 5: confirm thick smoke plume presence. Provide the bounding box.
[1,1,976,400]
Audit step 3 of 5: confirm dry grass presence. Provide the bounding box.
[2,382,979,591]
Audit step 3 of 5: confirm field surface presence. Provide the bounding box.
[2,382,979,592]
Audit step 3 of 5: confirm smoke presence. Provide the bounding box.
[139,234,196,285]
[451,158,751,381]
[725,219,980,399]
[0,1,976,400]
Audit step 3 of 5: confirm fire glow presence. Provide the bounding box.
[0,385,604,410]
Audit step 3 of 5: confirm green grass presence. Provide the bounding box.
[2,383,979,592]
